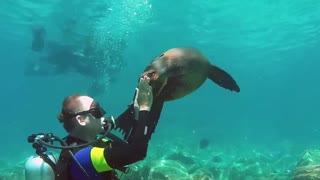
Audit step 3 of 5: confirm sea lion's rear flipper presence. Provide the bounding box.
[208,65,240,92]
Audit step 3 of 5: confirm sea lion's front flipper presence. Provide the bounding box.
[155,77,168,98]
[208,65,240,92]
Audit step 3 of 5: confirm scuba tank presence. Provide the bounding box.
[25,152,56,180]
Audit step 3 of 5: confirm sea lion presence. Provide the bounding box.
[114,47,240,139]
[141,47,240,102]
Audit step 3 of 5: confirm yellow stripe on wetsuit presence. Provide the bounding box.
[90,147,112,172]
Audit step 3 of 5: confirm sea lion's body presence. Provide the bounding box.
[142,47,240,102]
[115,47,240,138]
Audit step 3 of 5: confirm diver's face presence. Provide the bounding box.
[77,96,105,135]
[85,114,105,135]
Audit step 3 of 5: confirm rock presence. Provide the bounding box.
[148,160,190,180]
[166,152,195,165]
[292,149,320,180]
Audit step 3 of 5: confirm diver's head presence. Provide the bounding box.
[57,94,107,141]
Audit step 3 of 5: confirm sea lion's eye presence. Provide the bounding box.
[159,53,164,57]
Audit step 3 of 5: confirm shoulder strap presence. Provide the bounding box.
[55,142,81,180]
[55,150,71,180]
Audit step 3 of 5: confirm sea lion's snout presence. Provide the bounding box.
[142,69,158,81]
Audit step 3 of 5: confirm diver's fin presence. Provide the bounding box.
[208,64,240,92]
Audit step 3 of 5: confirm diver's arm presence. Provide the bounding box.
[104,99,164,168]
[103,109,156,168]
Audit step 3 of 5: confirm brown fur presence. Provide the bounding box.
[142,47,240,102]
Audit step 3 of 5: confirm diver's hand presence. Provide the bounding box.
[134,76,153,113]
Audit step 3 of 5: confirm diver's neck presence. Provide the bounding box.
[69,131,96,143]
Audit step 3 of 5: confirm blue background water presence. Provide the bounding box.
[0,0,319,168]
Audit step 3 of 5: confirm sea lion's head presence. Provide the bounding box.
[142,53,167,81]
[141,53,168,97]
[142,68,159,81]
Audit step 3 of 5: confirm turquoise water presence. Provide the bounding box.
[0,0,319,179]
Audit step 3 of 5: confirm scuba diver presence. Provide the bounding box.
[26,41,100,77]
[25,26,127,97]
[26,76,164,180]
[27,25,126,79]
[31,26,46,52]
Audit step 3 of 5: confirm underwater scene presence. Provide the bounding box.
[0,0,320,179]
